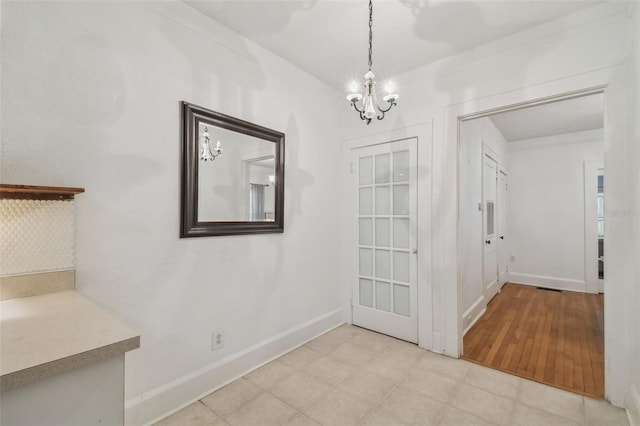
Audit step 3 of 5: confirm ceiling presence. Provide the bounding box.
[488,93,604,142]
[184,0,603,90]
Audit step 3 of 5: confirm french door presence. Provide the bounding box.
[351,138,418,343]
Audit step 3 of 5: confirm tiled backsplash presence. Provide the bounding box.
[0,199,75,276]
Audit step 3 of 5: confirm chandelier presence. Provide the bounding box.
[200,126,223,162]
[347,0,399,125]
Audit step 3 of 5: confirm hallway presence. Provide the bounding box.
[463,283,604,399]
[156,324,624,425]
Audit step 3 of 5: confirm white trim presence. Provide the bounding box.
[627,384,640,426]
[124,308,344,426]
[507,128,604,151]
[462,295,486,336]
[508,273,586,293]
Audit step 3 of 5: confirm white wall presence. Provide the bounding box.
[506,130,604,292]
[340,0,635,406]
[0,1,344,424]
[458,117,507,332]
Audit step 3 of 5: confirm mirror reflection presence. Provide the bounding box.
[181,101,284,237]
[197,123,276,222]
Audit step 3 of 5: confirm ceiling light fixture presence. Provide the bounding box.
[347,0,399,125]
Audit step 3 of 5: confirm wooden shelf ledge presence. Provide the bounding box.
[0,184,85,200]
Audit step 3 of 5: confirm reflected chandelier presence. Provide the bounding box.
[200,126,223,162]
[347,0,399,125]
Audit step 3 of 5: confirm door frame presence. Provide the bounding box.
[497,165,508,288]
[341,123,432,349]
[452,86,607,356]
[442,73,626,402]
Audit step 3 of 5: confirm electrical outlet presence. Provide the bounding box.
[212,331,224,351]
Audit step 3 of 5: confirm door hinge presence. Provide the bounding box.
[349,163,354,174]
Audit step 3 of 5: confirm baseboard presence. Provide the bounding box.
[124,308,344,426]
[508,272,586,293]
[462,295,486,336]
[627,384,640,426]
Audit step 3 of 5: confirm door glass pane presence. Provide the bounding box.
[597,195,604,217]
[393,219,409,248]
[393,185,409,215]
[393,284,410,316]
[375,218,390,247]
[375,281,391,312]
[375,154,390,183]
[359,279,373,307]
[375,186,390,215]
[486,201,494,236]
[393,151,409,182]
[375,249,390,279]
[359,248,372,276]
[359,188,373,215]
[359,218,373,245]
[393,251,409,283]
[359,156,373,185]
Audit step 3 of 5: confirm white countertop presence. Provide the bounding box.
[1,290,140,391]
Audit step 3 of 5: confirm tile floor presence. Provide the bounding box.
[155,325,628,426]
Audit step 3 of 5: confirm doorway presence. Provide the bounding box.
[351,138,419,343]
[457,92,606,398]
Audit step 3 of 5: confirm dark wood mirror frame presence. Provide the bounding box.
[180,101,285,237]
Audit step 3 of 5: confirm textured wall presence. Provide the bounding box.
[0,199,75,276]
[0,0,343,414]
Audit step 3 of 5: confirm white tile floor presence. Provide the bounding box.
[155,325,628,426]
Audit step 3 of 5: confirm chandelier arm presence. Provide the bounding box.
[359,110,371,124]
[351,101,365,114]
[377,100,397,114]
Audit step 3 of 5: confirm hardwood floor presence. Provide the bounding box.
[462,283,604,399]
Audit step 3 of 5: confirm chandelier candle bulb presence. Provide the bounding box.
[383,93,399,103]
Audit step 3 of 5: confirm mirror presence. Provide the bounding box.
[181,102,284,237]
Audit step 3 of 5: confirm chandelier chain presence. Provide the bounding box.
[368,0,373,70]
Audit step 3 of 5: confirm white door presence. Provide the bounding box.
[584,161,605,294]
[497,167,508,288]
[483,149,499,302]
[352,138,418,343]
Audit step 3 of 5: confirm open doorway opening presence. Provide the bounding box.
[458,92,605,399]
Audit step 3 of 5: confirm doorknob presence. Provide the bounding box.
[485,240,491,244]
[499,236,504,240]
